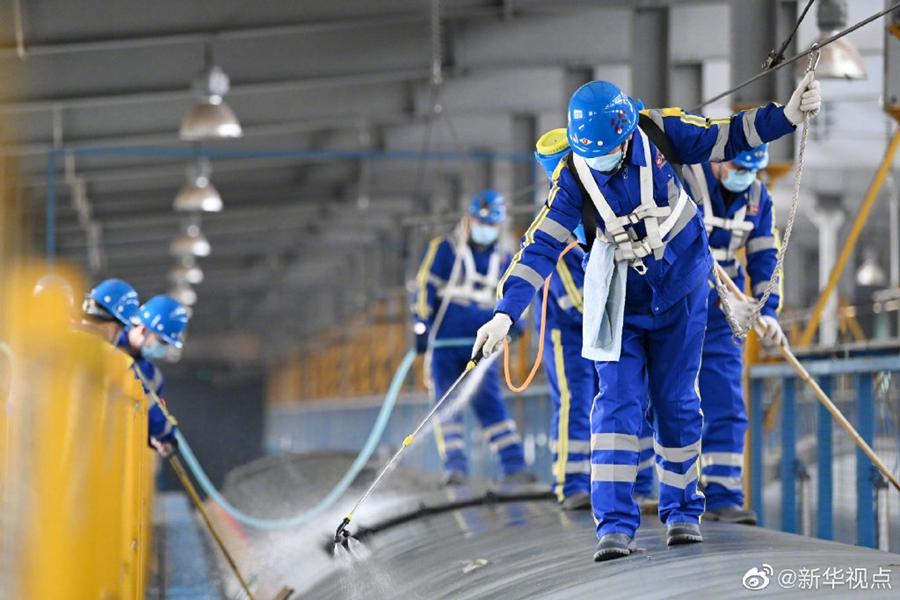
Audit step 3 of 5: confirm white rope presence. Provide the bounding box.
[714,46,819,340]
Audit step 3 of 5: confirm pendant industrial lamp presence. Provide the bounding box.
[179,42,243,140]
[168,255,205,285]
[169,281,198,307]
[174,158,223,212]
[170,218,211,258]
[809,0,868,80]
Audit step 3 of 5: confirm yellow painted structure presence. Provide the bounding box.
[0,266,154,599]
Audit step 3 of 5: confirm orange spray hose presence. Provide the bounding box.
[503,241,580,392]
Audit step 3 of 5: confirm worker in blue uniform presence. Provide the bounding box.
[80,278,140,344]
[534,129,655,511]
[473,75,820,560]
[119,294,190,455]
[682,144,787,525]
[413,190,534,486]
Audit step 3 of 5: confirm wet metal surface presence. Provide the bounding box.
[208,453,900,599]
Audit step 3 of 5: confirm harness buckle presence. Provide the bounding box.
[631,260,648,275]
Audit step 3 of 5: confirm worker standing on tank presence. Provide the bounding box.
[413,190,535,486]
[472,75,820,560]
[682,144,787,525]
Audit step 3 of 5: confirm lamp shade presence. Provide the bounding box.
[857,249,886,287]
[174,178,223,212]
[170,224,211,258]
[812,33,867,80]
[168,260,204,285]
[179,100,242,141]
[169,282,198,307]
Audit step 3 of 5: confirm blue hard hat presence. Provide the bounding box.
[534,128,570,180]
[468,189,506,224]
[138,295,190,348]
[84,278,140,327]
[732,144,769,170]
[567,81,641,158]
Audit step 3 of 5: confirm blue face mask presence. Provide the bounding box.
[723,169,757,192]
[584,151,623,173]
[141,341,168,361]
[470,223,499,246]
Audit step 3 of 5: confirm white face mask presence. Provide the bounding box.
[470,223,499,245]
[722,169,757,193]
[583,150,624,173]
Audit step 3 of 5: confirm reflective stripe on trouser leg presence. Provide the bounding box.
[591,320,648,539]
[699,301,749,509]
[545,327,594,500]
[469,358,526,475]
[646,281,708,526]
[635,419,656,497]
[431,347,469,474]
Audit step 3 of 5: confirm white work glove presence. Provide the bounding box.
[720,288,755,325]
[472,313,512,359]
[757,315,788,348]
[783,71,821,126]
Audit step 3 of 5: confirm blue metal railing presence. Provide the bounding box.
[749,354,900,551]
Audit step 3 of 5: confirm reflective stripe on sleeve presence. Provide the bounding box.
[741,107,764,147]
[746,236,776,254]
[753,280,774,296]
[509,263,545,291]
[538,217,572,243]
[709,122,731,161]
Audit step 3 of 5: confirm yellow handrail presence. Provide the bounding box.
[0,266,154,599]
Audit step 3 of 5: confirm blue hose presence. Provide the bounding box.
[175,349,418,530]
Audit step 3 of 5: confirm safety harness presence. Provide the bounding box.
[683,164,760,265]
[437,239,502,308]
[569,125,695,274]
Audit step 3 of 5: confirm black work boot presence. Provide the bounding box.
[666,522,703,546]
[560,492,591,511]
[593,533,636,561]
[704,505,758,525]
